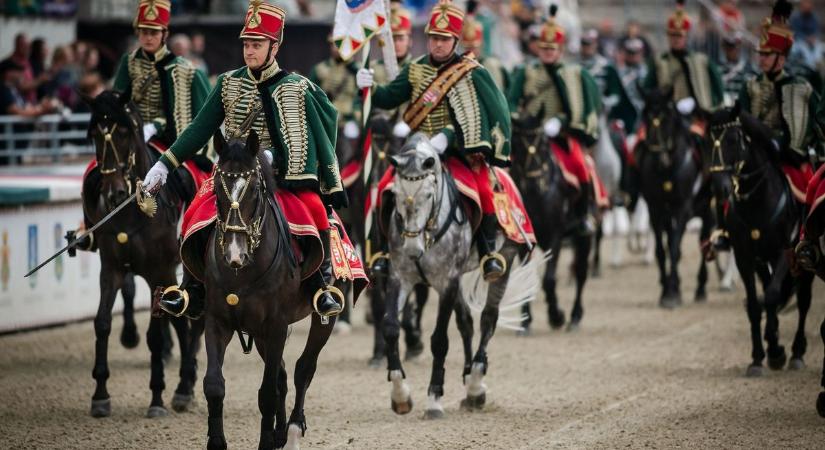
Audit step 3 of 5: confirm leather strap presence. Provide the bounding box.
[402,57,479,131]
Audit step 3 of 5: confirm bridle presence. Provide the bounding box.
[94,121,138,195]
[214,161,267,256]
[395,169,441,247]
[516,127,550,179]
[708,119,767,202]
[644,110,674,154]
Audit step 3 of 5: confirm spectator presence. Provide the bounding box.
[789,32,825,72]
[83,47,100,74]
[1,33,47,104]
[790,0,819,41]
[42,46,79,110]
[77,72,105,101]
[29,38,49,81]
[190,32,210,74]
[169,34,192,58]
[0,60,57,118]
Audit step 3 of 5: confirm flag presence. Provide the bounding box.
[332,0,390,61]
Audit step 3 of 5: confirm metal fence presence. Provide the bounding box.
[0,113,92,165]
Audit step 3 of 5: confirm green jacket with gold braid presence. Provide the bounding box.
[308,57,361,124]
[113,46,211,145]
[370,53,512,167]
[367,53,413,120]
[643,50,724,111]
[738,71,820,162]
[508,61,602,146]
[158,62,347,208]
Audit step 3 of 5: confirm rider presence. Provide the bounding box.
[356,0,513,282]
[578,28,636,136]
[308,34,361,143]
[69,0,211,254]
[508,5,602,235]
[642,0,724,137]
[142,0,346,319]
[719,32,757,106]
[460,0,509,93]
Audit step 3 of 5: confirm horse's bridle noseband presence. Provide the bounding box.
[214,162,266,256]
[708,119,767,201]
[95,122,138,195]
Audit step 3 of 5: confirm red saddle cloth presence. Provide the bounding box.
[783,163,814,204]
[83,138,212,195]
[550,138,610,208]
[370,158,536,245]
[180,176,368,302]
[805,164,825,230]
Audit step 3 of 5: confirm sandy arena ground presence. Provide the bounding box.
[2,239,825,449]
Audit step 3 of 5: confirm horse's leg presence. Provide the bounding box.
[695,208,712,302]
[170,315,198,412]
[789,272,813,370]
[401,283,427,360]
[546,239,565,329]
[453,299,474,385]
[650,215,669,306]
[90,265,124,417]
[592,224,603,278]
[259,326,289,450]
[384,277,413,414]
[818,316,825,417]
[119,272,140,349]
[146,314,170,418]
[665,209,689,306]
[286,313,333,450]
[569,233,592,331]
[204,315,232,450]
[739,260,765,377]
[424,279,458,420]
[368,275,387,368]
[764,259,789,370]
[274,362,289,448]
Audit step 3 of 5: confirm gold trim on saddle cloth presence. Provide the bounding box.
[403,56,480,131]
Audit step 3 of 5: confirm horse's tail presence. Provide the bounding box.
[460,249,552,331]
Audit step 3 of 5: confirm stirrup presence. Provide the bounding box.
[480,252,508,282]
[159,285,189,318]
[368,251,389,269]
[312,285,346,317]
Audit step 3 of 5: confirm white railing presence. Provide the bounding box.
[0,113,93,165]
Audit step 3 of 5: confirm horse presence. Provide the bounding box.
[79,91,201,418]
[381,134,528,418]
[803,171,825,415]
[704,105,814,378]
[592,113,625,275]
[509,119,592,332]
[201,131,339,449]
[362,112,427,368]
[635,86,708,308]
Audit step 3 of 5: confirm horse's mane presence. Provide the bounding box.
[221,138,277,199]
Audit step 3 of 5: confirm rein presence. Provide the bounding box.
[214,162,266,256]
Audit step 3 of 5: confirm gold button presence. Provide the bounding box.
[751,229,761,240]
[231,201,240,209]
[226,293,240,306]
[528,146,536,154]
[117,232,128,244]
[662,181,673,192]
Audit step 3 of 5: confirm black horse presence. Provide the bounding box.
[201,131,340,449]
[362,112,428,367]
[635,87,708,308]
[705,106,814,377]
[802,177,825,416]
[510,119,591,332]
[79,91,201,417]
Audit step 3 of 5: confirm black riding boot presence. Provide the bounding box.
[309,229,345,317]
[368,229,390,276]
[159,270,205,320]
[65,218,97,257]
[477,214,506,281]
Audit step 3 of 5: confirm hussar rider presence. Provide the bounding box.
[356,0,513,281]
[508,5,602,235]
[460,0,509,93]
[308,33,362,143]
[69,0,211,253]
[142,0,347,319]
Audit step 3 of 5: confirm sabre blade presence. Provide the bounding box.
[24,191,138,278]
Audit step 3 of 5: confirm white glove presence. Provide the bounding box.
[676,97,696,115]
[543,117,562,138]
[343,120,360,139]
[393,121,411,138]
[356,68,374,89]
[142,123,157,141]
[141,160,169,194]
[263,149,273,166]
[429,133,448,153]
[626,134,639,152]
[603,94,620,108]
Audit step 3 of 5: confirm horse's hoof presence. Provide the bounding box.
[788,358,805,371]
[566,322,580,333]
[120,325,140,349]
[146,405,168,418]
[423,408,445,420]
[405,342,424,361]
[659,298,678,310]
[719,284,734,293]
[592,267,602,278]
[549,310,566,330]
[171,393,193,412]
[516,328,531,337]
[694,290,707,303]
[368,356,383,369]
[90,398,111,418]
[745,364,764,378]
[460,393,486,411]
[817,392,825,418]
[207,436,228,450]
[391,397,413,415]
[768,348,787,371]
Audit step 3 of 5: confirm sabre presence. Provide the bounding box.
[24,186,155,278]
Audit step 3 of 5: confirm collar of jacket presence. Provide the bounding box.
[248,60,282,84]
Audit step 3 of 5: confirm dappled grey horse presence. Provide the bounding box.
[381,134,526,418]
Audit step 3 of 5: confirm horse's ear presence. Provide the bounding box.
[246,130,260,157]
[213,131,228,158]
[112,90,129,106]
[422,156,436,170]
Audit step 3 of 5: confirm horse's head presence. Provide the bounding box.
[213,130,273,269]
[369,111,405,174]
[639,86,680,151]
[510,113,548,180]
[389,133,442,255]
[85,91,144,209]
